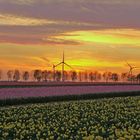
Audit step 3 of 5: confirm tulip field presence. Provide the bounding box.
[0,96,140,140]
[1,85,140,100]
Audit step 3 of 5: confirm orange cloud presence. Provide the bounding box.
[0,13,100,27]
[0,14,57,26]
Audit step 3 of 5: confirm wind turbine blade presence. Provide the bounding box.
[52,64,56,68]
[64,62,73,69]
[125,61,131,68]
[38,57,52,67]
[39,57,50,62]
[133,67,140,69]
[55,62,62,67]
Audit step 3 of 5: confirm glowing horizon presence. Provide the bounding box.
[0,0,140,74]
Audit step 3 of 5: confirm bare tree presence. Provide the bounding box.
[78,72,82,82]
[0,70,2,81]
[7,70,13,81]
[97,73,102,81]
[55,71,61,81]
[71,71,77,81]
[103,72,106,82]
[23,71,29,81]
[64,71,68,81]
[127,73,136,83]
[89,72,94,82]
[111,73,119,82]
[89,71,101,82]
[137,73,140,84]
[47,71,53,81]
[42,70,48,82]
[34,70,42,82]
[92,71,99,81]
[103,72,110,82]
[121,73,128,82]
[103,72,112,82]
[13,70,20,81]
[108,72,112,81]
[131,75,137,83]
[84,71,88,82]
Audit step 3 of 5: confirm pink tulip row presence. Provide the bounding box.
[0,85,140,99]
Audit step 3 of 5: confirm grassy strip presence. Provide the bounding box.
[0,91,140,107]
[0,82,140,89]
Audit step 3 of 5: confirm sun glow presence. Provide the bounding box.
[54,29,140,45]
[0,0,140,73]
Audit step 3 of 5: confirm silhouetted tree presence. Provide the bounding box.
[132,75,136,82]
[13,70,20,81]
[84,71,88,82]
[121,73,128,82]
[93,71,97,81]
[108,72,112,81]
[89,72,94,82]
[7,70,13,81]
[47,71,52,81]
[64,71,68,81]
[78,72,82,82]
[93,71,101,81]
[127,74,136,83]
[42,70,48,81]
[55,71,61,81]
[103,72,108,82]
[103,72,112,82]
[111,73,119,82]
[71,71,77,81]
[97,73,102,81]
[0,70,2,81]
[23,71,29,81]
[34,70,42,82]
[137,73,140,84]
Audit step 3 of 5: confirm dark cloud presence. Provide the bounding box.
[0,31,81,45]
[0,0,140,44]
[0,0,140,28]
[43,38,81,45]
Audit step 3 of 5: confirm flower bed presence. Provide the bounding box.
[0,85,140,100]
[0,96,139,139]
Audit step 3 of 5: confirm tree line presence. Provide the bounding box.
[0,69,140,83]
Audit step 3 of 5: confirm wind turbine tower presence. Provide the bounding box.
[55,51,73,82]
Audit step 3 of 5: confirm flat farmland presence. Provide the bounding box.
[0,96,140,139]
[0,84,140,100]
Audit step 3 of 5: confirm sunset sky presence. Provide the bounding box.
[0,0,140,73]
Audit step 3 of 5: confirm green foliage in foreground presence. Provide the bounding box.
[0,96,140,140]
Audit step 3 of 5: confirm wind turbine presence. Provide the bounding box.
[39,57,56,81]
[55,51,73,82]
[52,64,56,81]
[126,61,139,82]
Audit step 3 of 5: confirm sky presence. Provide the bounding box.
[0,0,140,73]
